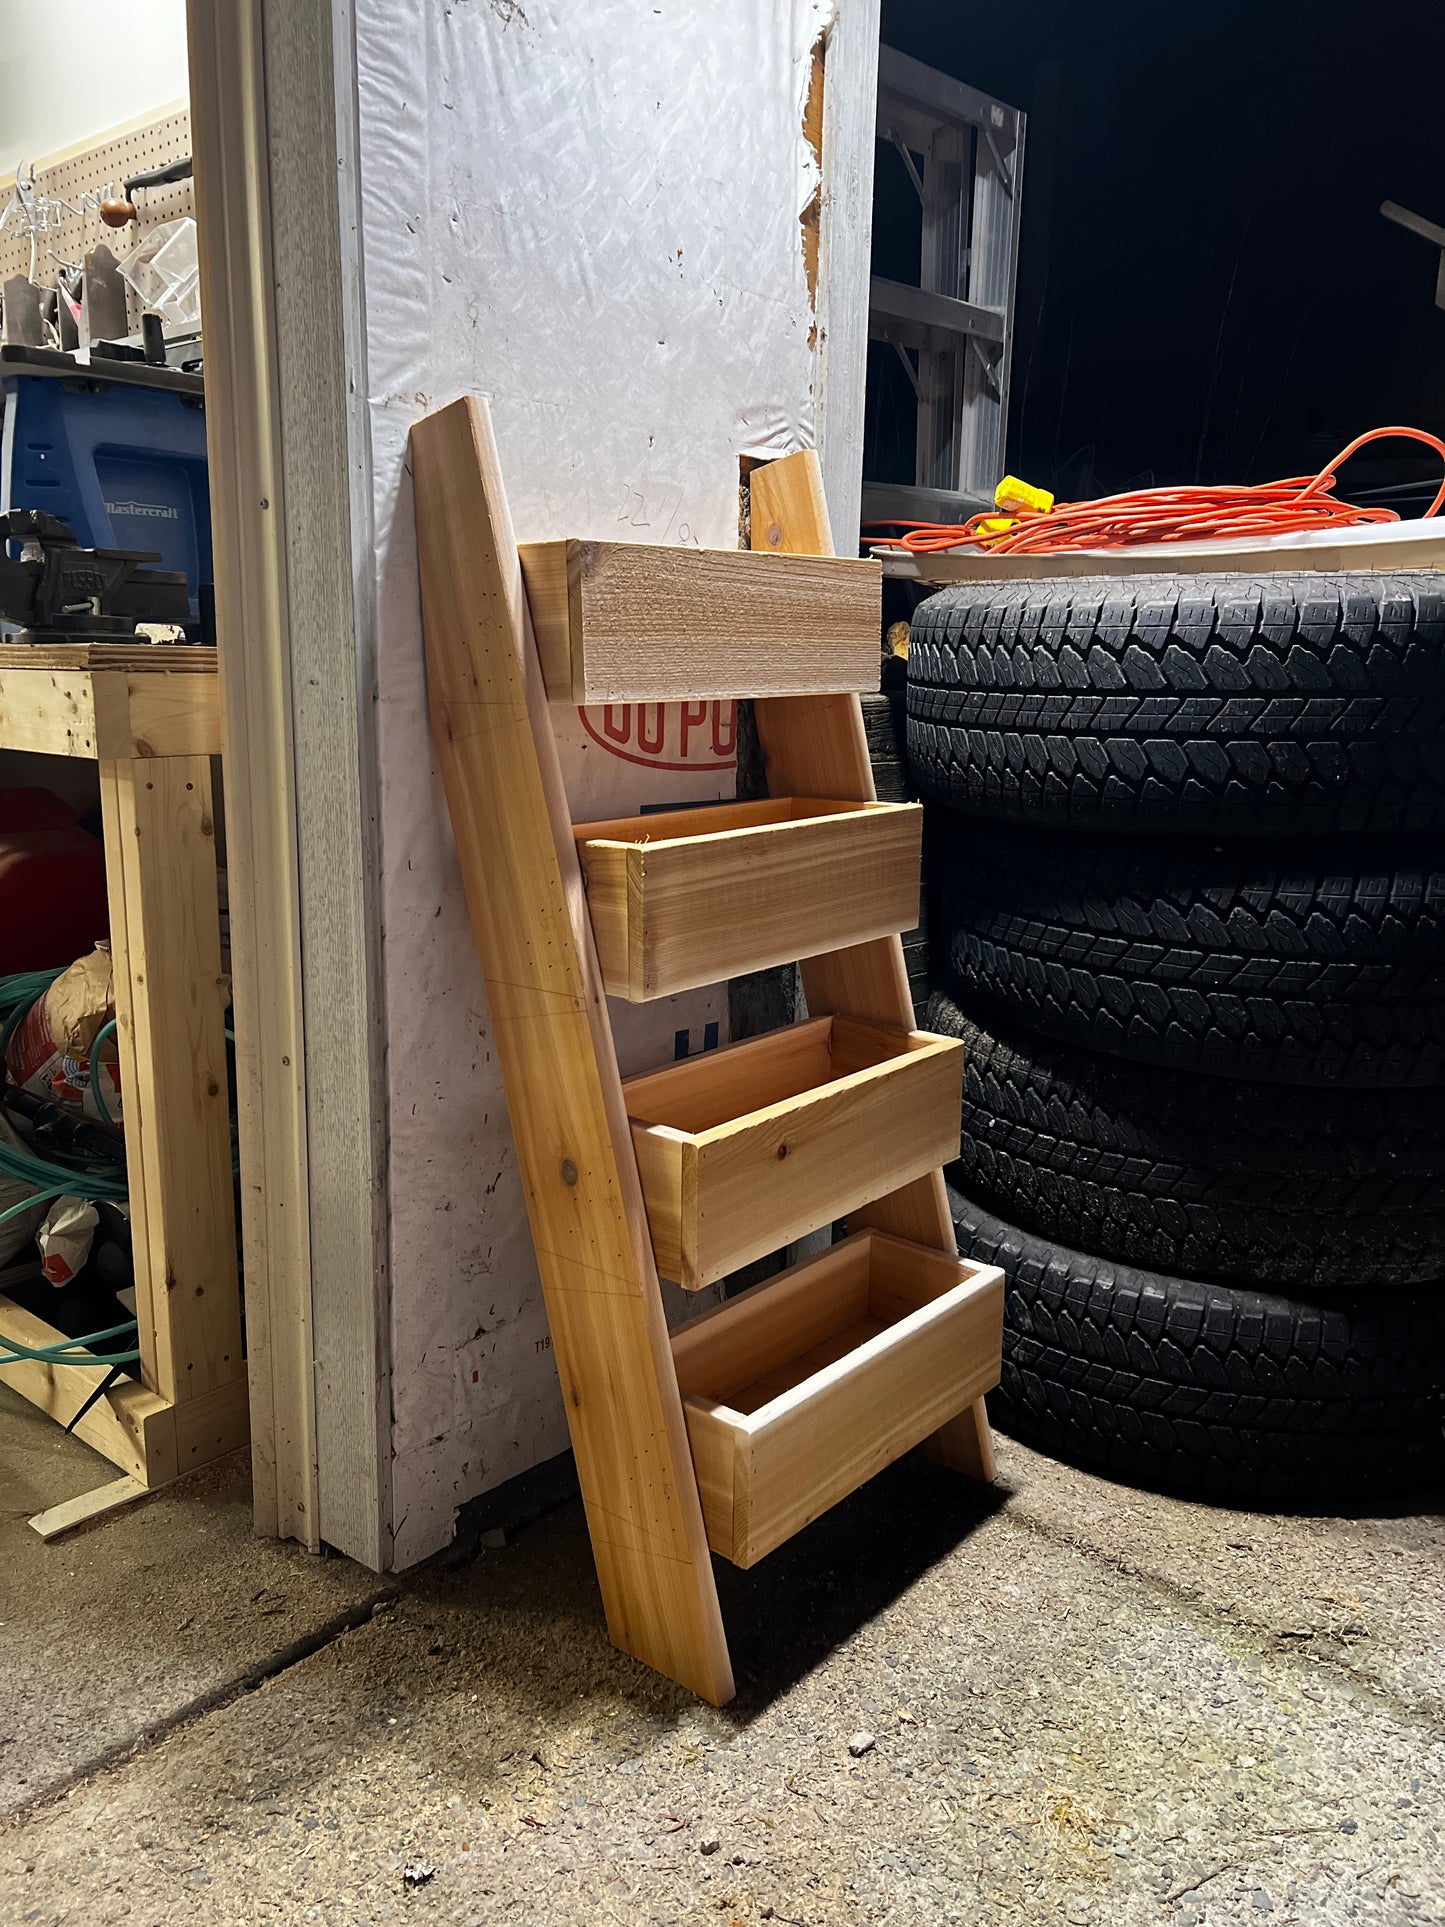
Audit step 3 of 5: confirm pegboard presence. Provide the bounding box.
[0,107,194,330]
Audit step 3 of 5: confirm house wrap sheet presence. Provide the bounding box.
[355,0,833,1564]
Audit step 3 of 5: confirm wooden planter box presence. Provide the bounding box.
[574,796,922,1000]
[518,539,882,702]
[623,1016,963,1290]
[671,1231,1004,1567]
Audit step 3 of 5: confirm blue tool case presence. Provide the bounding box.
[0,347,210,622]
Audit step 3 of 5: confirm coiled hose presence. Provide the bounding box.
[0,968,136,1365]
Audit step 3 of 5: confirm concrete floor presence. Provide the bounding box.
[1,1386,1441,1926]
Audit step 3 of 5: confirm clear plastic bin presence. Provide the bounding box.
[118,217,201,329]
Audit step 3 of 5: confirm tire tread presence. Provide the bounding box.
[929,989,1445,1288]
[907,573,1445,835]
[936,822,1445,1086]
[949,1188,1445,1505]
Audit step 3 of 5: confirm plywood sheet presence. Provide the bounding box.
[353,0,830,1564]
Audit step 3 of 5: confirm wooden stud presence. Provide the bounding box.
[99,757,244,1412]
[814,0,881,546]
[517,537,882,702]
[258,0,393,1568]
[0,668,99,757]
[750,447,999,1483]
[115,674,225,759]
[411,395,733,1706]
[171,1375,252,1472]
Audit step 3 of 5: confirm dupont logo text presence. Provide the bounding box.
[105,499,180,521]
[578,701,737,772]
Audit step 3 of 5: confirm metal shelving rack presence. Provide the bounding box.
[865,46,1027,528]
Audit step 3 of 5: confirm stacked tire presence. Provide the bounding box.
[906,571,1445,1506]
[860,689,931,1019]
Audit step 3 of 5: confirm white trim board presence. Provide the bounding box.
[188,0,390,1569]
[264,0,391,1572]
[188,0,318,1551]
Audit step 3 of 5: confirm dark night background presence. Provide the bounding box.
[866,0,1445,513]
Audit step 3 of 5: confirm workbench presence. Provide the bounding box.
[0,646,246,1488]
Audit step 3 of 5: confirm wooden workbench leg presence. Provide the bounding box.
[100,756,248,1472]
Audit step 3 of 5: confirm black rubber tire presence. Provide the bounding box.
[928,989,1445,1288]
[860,691,911,803]
[906,573,1445,836]
[949,1187,1445,1507]
[862,693,930,1017]
[934,820,1445,1087]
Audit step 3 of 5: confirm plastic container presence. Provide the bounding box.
[118,218,201,329]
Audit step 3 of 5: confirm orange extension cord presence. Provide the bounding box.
[865,426,1445,557]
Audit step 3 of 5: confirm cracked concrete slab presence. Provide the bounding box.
[0,1388,389,1817]
[998,1441,1445,1726]
[1,1414,1440,1926]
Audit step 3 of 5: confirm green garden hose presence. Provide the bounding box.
[88,1017,118,1126]
[0,968,136,1367]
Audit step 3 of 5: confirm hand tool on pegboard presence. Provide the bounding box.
[99,157,194,230]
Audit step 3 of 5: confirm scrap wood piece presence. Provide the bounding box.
[29,1473,150,1541]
